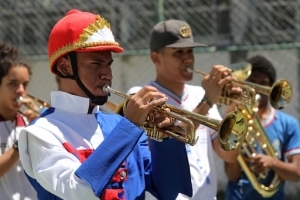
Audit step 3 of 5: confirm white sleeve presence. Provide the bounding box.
[127,86,142,95]
[19,126,99,200]
[207,105,222,141]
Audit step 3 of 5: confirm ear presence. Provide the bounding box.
[151,51,161,65]
[56,56,72,76]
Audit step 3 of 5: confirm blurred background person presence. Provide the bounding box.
[0,41,37,200]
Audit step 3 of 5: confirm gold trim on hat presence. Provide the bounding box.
[180,26,192,38]
[49,41,120,68]
[49,15,120,68]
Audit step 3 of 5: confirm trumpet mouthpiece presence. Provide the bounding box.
[102,84,110,93]
[16,96,23,105]
[187,66,194,72]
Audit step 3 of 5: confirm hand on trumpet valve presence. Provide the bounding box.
[124,86,172,136]
[223,83,244,98]
[202,65,235,104]
[17,96,41,123]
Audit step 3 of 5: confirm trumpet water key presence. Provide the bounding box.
[103,84,248,150]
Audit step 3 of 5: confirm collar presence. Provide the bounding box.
[50,91,99,114]
[261,104,276,127]
[0,113,26,126]
[150,81,188,104]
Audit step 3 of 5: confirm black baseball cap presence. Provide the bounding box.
[149,19,206,51]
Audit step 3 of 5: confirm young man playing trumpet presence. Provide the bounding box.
[224,55,300,200]
[127,19,243,200]
[18,9,193,200]
[0,42,37,200]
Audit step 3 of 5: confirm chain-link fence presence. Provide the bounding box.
[1,0,300,199]
[1,0,299,55]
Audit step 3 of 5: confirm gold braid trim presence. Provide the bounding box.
[49,41,120,67]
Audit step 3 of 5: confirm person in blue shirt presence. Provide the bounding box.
[224,55,300,200]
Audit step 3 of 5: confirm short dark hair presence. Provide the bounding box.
[0,42,31,84]
[247,55,276,85]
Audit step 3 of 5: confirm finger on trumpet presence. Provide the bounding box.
[17,95,51,123]
[103,84,198,145]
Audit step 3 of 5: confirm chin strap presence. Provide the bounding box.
[57,52,109,105]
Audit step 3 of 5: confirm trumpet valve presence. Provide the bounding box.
[144,125,163,142]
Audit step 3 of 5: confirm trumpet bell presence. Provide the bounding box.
[230,62,252,81]
[218,110,248,151]
[269,79,292,110]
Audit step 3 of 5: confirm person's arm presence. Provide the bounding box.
[251,116,300,182]
[224,158,242,182]
[200,103,241,163]
[272,154,300,182]
[19,118,145,200]
[251,154,300,182]
[0,146,19,177]
[213,137,240,163]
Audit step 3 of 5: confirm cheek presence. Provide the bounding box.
[0,87,12,102]
[83,67,98,78]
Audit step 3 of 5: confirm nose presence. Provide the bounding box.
[100,65,113,80]
[16,84,25,95]
[182,53,194,64]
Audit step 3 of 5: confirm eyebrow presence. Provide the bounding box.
[95,59,114,64]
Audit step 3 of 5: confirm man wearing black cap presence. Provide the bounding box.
[128,19,241,200]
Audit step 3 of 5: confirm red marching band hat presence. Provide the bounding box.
[48,9,124,74]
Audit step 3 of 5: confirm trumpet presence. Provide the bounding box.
[103,84,248,149]
[188,62,292,110]
[17,94,50,115]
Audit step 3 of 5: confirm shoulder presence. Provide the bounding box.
[127,86,143,95]
[185,84,204,93]
[96,111,123,123]
[184,84,205,102]
[276,111,298,124]
[127,82,151,95]
[25,117,64,140]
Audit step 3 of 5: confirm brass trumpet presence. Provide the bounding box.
[103,84,248,149]
[188,62,292,110]
[17,94,50,115]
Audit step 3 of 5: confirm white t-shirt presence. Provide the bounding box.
[0,114,37,200]
[128,81,222,200]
